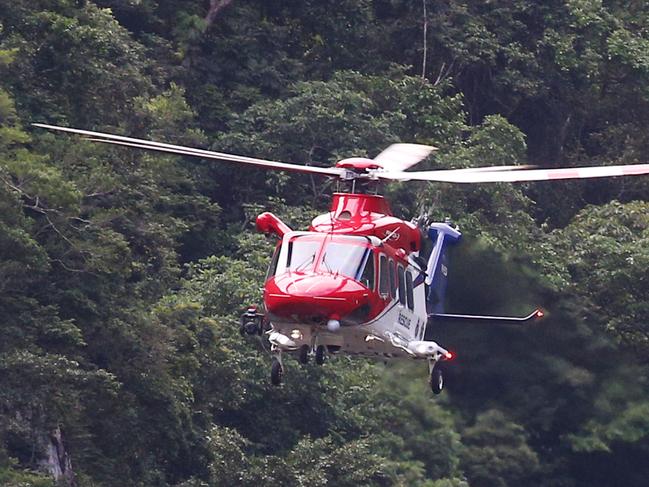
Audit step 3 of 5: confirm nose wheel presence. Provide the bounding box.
[269,343,328,386]
[315,345,327,365]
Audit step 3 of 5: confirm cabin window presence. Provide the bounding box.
[406,270,414,310]
[378,255,390,296]
[358,250,375,290]
[266,244,281,281]
[389,259,397,299]
[287,236,321,272]
[397,265,406,306]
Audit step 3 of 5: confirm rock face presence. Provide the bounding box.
[38,427,75,487]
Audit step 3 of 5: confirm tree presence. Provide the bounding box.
[548,201,649,356]
[460,410,540,487]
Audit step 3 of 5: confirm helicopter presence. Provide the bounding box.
[33,123,649,393]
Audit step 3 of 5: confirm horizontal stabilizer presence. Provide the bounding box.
[429,308,544,325]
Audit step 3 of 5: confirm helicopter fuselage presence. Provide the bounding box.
[254,192,453,375]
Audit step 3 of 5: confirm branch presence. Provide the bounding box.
[82,189,116,199]
[433,59,456,86]
[1,175,32,200]
[421,0,428,79]
[1,176,99,273]
[50,259,94,275]
[43,214,81,254]
[1,175,55,215]
[205,0,235,27]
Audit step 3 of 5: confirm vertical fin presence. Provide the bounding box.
[425,223,462,314]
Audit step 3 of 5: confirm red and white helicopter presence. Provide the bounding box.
[34,123,649,393]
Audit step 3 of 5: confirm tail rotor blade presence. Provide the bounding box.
[373,143,437,172]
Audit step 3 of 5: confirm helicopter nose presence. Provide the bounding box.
[265,272,369,324]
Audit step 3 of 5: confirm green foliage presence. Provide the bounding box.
[460,410,540,487]
[210,70,465,218]
[548,201,649,353]
[571,402,649,453]
[2,2,154,124]
[1,2,649,486]
[0,464,55,487]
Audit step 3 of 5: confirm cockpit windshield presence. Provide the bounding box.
[273,233,375,289]
[321,241,370,280]
[286,236,321,272]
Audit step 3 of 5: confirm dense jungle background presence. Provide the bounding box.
[1,1,649,485]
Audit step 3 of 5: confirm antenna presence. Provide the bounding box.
[381,228,399,244]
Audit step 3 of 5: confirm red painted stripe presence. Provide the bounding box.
[622,164,649,175]
[548,170,580,180]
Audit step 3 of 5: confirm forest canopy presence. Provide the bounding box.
[1,1,649,486]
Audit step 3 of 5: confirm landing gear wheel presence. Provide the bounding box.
[315,345,326,365]
[298,345,310,365]
[430,365,444,395]
[271,359,283,386]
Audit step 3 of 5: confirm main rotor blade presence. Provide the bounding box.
[33,123,346,178]
[377,162,649,183]
[440,164,536,173]
[373,143,437,172]
[372,164,535,181]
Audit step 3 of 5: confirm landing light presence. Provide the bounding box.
[290,329,303,341]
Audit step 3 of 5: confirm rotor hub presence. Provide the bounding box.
[335,157,382,171]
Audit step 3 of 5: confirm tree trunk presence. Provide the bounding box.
[205,0,235,27]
